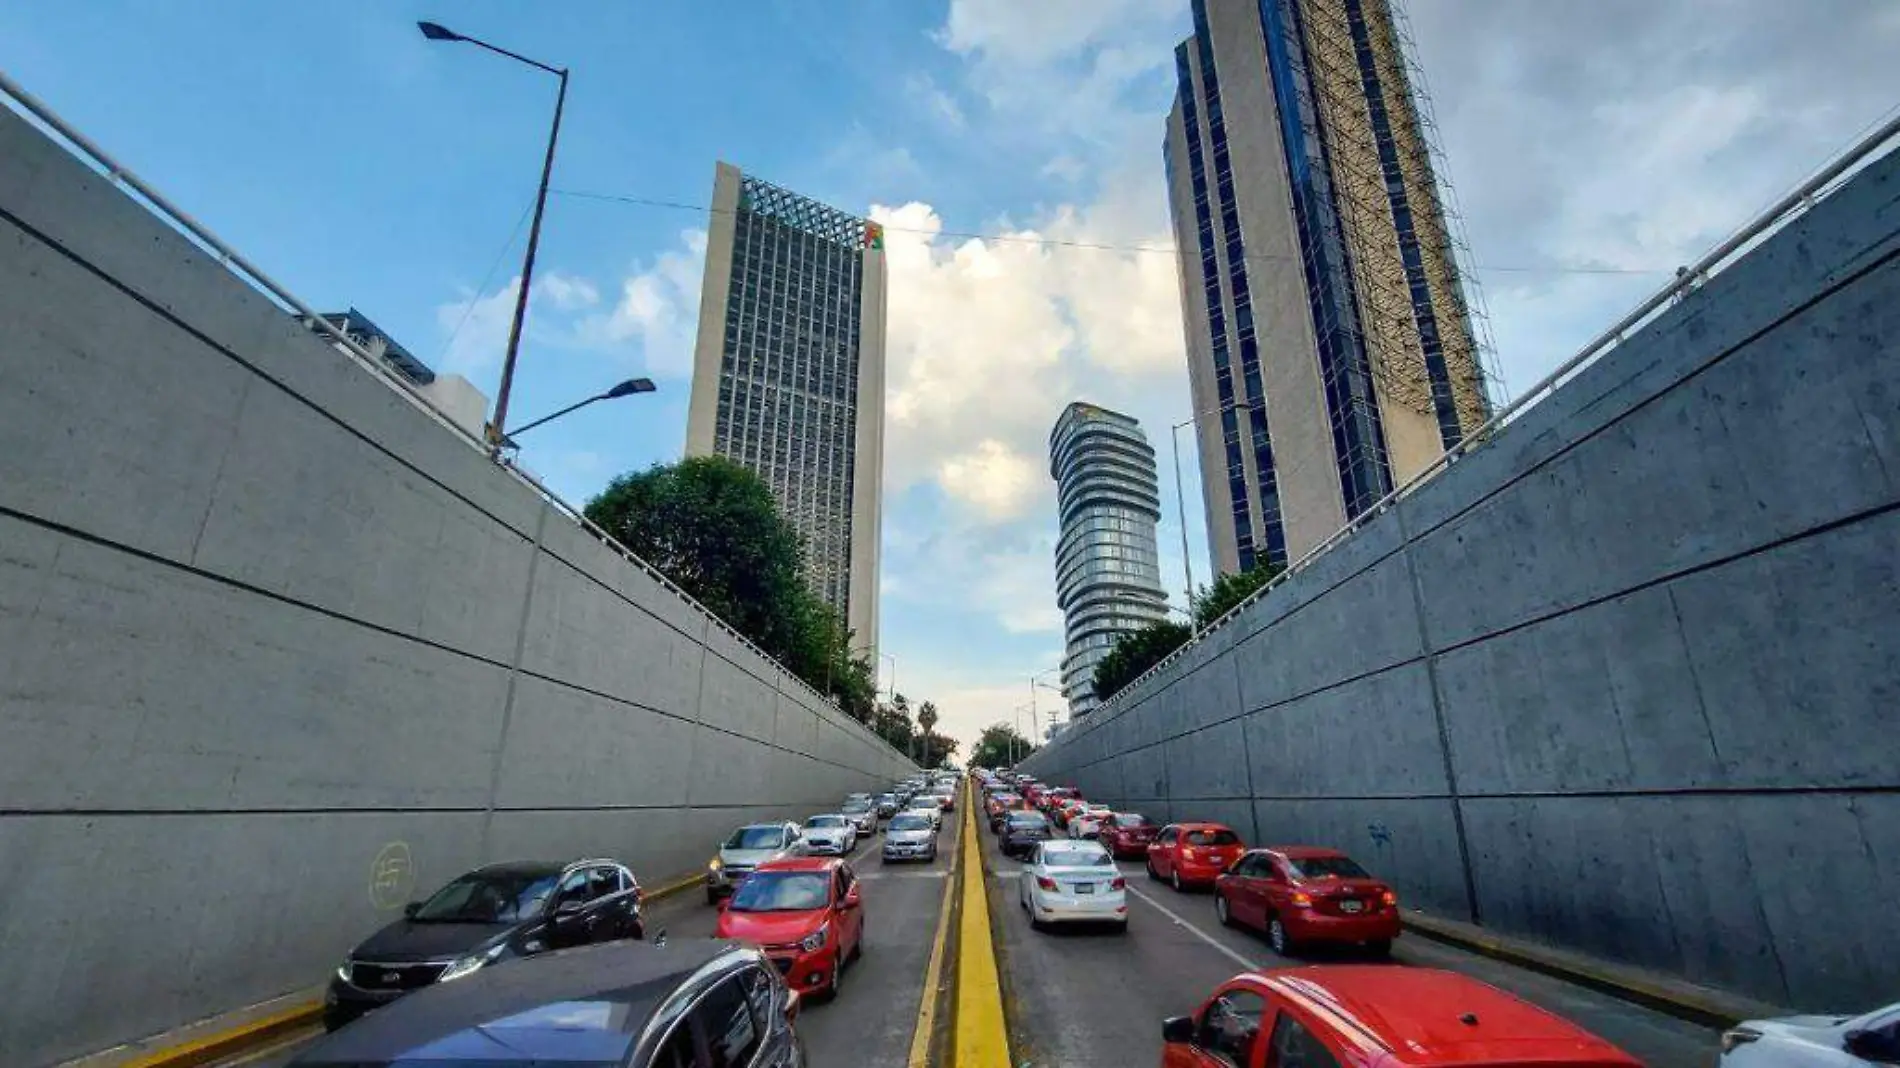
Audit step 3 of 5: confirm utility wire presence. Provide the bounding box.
[434,198,536,367]
[551,187,1675,276]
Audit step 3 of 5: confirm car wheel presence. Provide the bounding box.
[1171,868,1184,893]
[1215,894,1232,928]
[850,929,864,962]
[706,887,720,906]
[1268,915,1295,957]
[1145,858,1159,881]
[1367,938,1393,959]
[1115,920,1129,935]
[825,954,844,1001]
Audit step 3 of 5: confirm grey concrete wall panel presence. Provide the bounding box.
[0,110,912,1066]
[1163,718,1253,800]
[1241,662,1448,799]
[1023,149,1900,1009]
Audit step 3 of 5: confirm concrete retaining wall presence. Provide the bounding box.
[0,106,913,1065]
[1023,147,1900,1010]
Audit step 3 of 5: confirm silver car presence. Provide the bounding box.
[705,822,803,904]
[882,812,938,863]
[800,814,857,856]
[840,799,879,836]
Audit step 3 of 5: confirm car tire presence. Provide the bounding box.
[824,954,844,1002]
[1146,858,1160,881]
[1171,868,1184,893]
[1115,920,1129,935]
[706,887,720,906]
[1268,915,1295,957]
[1215,894,1232,928]
[1367,938,1393,959]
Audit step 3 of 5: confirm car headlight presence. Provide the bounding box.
[800,923,830,953]
[438,944,505,983]
[709,856,723,871]
[1720,1028,1762,1054]
[335,958,354,983]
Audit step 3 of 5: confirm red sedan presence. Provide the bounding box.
[1215,847,1400,957]
[1161,966,1641,1068]
[713,857,864,1000]
[1101,812,1159,859]
[1146,823,1246,891]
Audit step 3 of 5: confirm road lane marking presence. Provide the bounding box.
[1124,884,1264,973]
[955,781,1011,1068]
[907,811,960,1068]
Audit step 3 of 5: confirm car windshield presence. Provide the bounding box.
[1289,855,1371,880]
[729,872,831,912]
[1185,829,1241,846]
[842,801,871,813]
[1007,814,1049,828]
[1042,844,1112,868]
[412,870,560,924]
[1113,814,1151,827]
[805,815,846,828]
[725,826,786,849]
[890,815,930,831]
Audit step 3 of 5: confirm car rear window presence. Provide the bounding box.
[1041,844,1112,867]
[1006,813,1049,827]
[1113,814,1150,828]
[1288,855,1370,880]
[1186,829,1241,846]
[889,814,930,831]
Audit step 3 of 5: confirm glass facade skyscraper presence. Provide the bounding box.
[1049,403,1170,717]
[1166,0,1491,577]
[685,163,887,654]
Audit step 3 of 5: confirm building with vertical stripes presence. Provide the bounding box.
[685,162,887,655]
[1166,0,1491,577]
[1049,402,1170,718]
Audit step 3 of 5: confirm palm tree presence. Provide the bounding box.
[917,702,939,767]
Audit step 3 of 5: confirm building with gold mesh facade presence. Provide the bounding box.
[1165,0,1490,575]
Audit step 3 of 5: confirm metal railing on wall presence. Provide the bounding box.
[0,69,915,771]
[1038,108,1900,757]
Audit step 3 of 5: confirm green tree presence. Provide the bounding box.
[584,456,868,713]
[870,701,916,751]
[1091,619,1192,703]
[1191,561,1285,629]
[969,723,1034,769]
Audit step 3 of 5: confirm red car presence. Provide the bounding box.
[1147,823,1246,891]
[1216,847,1400,957]
[713,856,865,1000]
[1102,812,1159,859]
[1161,965,1641,1068]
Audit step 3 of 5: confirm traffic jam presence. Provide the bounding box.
[284,768,1897,1067]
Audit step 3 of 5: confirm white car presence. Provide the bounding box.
[1722,1001,1900,1067]
[706,821,805,904]
[800,814,857,856]
[1018,839,1127,931]
[1067,804,1114,839]
[903,797,943,831]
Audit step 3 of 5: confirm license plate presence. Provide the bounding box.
[1073,883,1094,895]
[1340,900,1364,913]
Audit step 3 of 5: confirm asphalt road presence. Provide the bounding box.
[219,812,960,1067]
[981,823,1723,1068]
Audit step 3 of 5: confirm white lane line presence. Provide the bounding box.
[1124,884,1264,973]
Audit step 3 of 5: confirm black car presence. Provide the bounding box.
[298,939,803,1067]
[999,812,1054,859]
[326,858,643,1032]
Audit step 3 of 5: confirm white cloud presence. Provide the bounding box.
[580,229,707,380]
[537,273,601,311]
[938,440,1042,521]
[905,73,966,129]
[432,271,604,375]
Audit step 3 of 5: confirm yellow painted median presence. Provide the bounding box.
[954,781,1011,1068]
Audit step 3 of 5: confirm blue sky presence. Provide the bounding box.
[6,0,1896,750]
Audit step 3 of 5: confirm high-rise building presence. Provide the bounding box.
[1049,403,1170,717]
[685,162,887,654]
[1165,0,1491,576]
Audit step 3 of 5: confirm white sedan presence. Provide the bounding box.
[799,814,857,856]
[1722,1001,1900,1067]
[1067,804,1114,839]
[902,797,943,831]
[1017,840,1127,931]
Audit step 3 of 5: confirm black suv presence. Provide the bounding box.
[325,858,642,1031]
[1000,812,1054,860]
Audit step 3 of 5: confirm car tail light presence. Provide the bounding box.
[1181,848,1197,861]
[1291,891,1313,908]
[1110,877,1126,890]
[1381,890,1398,908]
[1036,876,1058,892]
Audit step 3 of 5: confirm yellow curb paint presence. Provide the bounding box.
[953,781,1010,1068]
[643,871,707,904]
[907,828,960,1068]
[120,1001,323,1068]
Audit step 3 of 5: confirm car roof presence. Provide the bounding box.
[474,860,571,877]
[737,821,789,831]
[1268,845,1349,859]
[1172,821,1234,831]
[1245,967,1639,1067]
[755,856,842,873]
[297,940,746,1065]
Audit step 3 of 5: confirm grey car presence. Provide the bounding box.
[874,793,899,818]
[706,822,804,904]
[841,799,879,836]
[882,813,938,863]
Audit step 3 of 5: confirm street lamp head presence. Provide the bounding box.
[417,21,462,41]
[605,377,657,399]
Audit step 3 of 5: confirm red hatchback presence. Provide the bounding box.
[1102,812,1159,859]
[1147,823,1246,891]
[714,857,864,1001]
[1216,847,1400,957]
[1162,966,1641,1068]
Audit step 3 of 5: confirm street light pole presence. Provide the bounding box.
[1169,418,1198,619]
[417,21,568,450]
[500,377,655,443]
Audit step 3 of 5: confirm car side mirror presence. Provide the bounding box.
[403,902,422,919]
[1162,1016,1196,1044]
[844,888,862,909]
